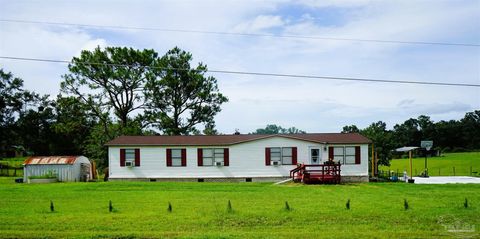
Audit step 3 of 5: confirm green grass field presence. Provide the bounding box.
[0,178,478,238]
[380,152,480,177]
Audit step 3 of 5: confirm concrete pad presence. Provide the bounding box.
[412,176,480,184]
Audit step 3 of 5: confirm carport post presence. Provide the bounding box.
[408,150,415,183]
[409,151,413,179]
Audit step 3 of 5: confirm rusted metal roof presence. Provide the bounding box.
[105,133,371,146]
[24,156,79,165]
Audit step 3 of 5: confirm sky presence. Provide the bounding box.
[0,0,479,134]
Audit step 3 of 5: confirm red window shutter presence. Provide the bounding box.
[224,148,229,166]
[134,148,140,167]
[355,146,361,164]
[265,148,271,166]
[181,149,187,166]
[197,148,203,166]
[292,147,297,165]
[120,149,126,167]
[328,147,334,160]
[166,149,172,167]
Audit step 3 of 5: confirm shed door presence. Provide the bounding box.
[80,163,91,182]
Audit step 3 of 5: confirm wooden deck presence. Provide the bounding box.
[290,163,341,184]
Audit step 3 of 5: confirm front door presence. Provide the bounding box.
[310,148,321,164]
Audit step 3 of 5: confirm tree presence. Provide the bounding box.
[84,119,149,169]
[0,69,38,156]
[417,115,435,141]
[143,47,228,135]
[360,121,394,166]
[460,110,480,149]
[252,124,306,134]
[51,95,96,155]
[342,125,360,133]
[15,98,56,155]
[203,121,219,135]
[61,46,158,137]
[284,127,306,134]
[393,118,421,147]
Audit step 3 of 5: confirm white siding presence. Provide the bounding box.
[109,136,369,179]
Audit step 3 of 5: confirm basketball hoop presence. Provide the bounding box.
[420,140,433,177]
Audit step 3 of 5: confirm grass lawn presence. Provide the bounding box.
[0,178,478,238]
[380,152,480,177]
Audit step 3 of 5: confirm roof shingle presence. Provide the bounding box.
[105,133,371,146]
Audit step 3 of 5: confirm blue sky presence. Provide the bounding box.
[0,0,479,134]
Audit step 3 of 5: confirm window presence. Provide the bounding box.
[214,149,224,163]
[202,149,214,166]
[171,149,183,166]
[330,146,359,165]
[120,148,140,167]
[345,147,356,164]
[270,147,281,162]
[200,148,227,166]
[266,147,296,165]
[282,147,293,165]
[166,148,186,167]
[125,149,135,161]
[333,147,344,162]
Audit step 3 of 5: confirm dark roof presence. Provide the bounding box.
[105,133,371,146]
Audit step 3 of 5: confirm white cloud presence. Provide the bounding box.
[296,0,374,8]
[233,15,285,32]
[76,39,107,56]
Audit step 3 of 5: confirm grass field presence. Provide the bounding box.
[0,178,478,238]
[380,152,480,177]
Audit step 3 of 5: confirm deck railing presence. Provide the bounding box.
[290,163,341,184]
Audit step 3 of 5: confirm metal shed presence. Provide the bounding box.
[23,156,92,182]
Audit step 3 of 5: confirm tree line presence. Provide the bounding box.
[342,112,480,165]
[0,46,228,168]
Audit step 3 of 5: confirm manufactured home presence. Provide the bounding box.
[105,133,371,182]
